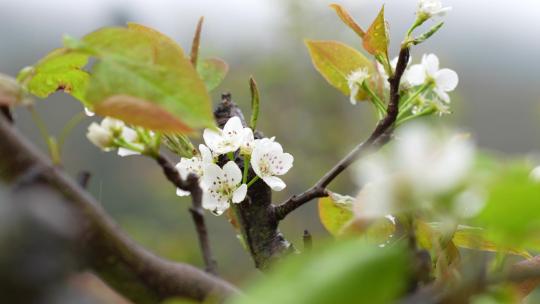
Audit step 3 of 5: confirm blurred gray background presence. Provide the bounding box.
[1,0,539,284]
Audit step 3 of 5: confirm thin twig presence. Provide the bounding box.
[274,47,411,221]
[155,154,218,275]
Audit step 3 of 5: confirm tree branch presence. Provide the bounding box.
[274,47,411,221]
[0,114,238,303]
[155,154,218,275]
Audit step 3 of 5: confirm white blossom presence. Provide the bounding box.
[203,116,252,155]
[175,145,213,197]
[86,118,125,150]
[251,138,294,191]
[407,54,458,103]
[201,161,247,215]
[347,67,370,105]
[417,0,452,19]
[87,117,143,156]
[354,124,475,218]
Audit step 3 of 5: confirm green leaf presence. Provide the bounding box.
[69,23,214,133]
[474,163,540,246]
[0,73,31,106]
[196,58,229,91]
[17,48,90,105]
[305,40,374,99]
[229,239,410,304]
[329,3,365,38]
[249,76,260,130]
[318,194,354,236]
[362,6,389,58]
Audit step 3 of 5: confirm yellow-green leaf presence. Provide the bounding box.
[196,57,229,91]
[362,6,389,58]
[329,3,365,38]
[318,195,354,236]
[452,226,532,258]
[69,23,214,133]
[17,48,90,105]
[305,40,373,99]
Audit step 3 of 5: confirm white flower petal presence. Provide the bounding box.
[199,144,213,164]
[201,163,223,188]
[122,127,138,142]
[203,129,222,152]
[223,161,242,185]
[84,107,95,117]
[262,176,286,191]
[435,69,458,92]
[117,147,140,157]
[101,117,124,130]
[435,89,451,103]
[176,188,190,197]
[223,116,243,135]
[87,123,112,149]
[232,184,247,203]
[423,54,440,77]
[271,153,294,175]
[406,64,426,86]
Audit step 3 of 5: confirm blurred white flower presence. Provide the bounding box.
[84,107,95,117]
[355,123,475,218]
[529,166,540,182]
[347,67,370,105]
[203,116,252,155]
[452,188,486,218]
[407,54,458,103]
[417,0,452,19]
[175,145,213,197]
[201,161,247,215]
[251,138,294,191]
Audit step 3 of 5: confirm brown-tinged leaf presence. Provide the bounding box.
[363,6,389,58]
[329,3,365,38]
[94,95,192,133]
[190,16,204,66]
[69,23,214,132]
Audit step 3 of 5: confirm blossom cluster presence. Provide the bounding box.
[176,117,293,215]
[354,123,480,221]
[86,117,146,157]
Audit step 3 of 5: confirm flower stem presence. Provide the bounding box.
[58,111,86,156]
[227,152,235,161]
[362,82,386,119]
[247,176,259,187]
[397,83,432,119]
[242,157,250,184]
[28,105,60,164]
